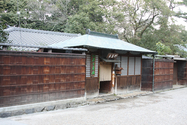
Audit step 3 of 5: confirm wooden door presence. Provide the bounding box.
[173,63,177,85]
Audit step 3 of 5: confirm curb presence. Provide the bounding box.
[0,86,186,118]
[153,85,187,94]
[0,101,88,118]
[0,98,87,118]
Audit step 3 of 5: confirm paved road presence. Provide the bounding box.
[1,88,187,125]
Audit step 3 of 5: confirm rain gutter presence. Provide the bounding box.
[0,43,87,52]
[152,54,155,93]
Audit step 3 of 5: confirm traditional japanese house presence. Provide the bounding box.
[50,30,157,98]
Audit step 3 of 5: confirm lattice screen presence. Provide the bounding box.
[121,56,128,75]
[129,57,135,75]
[95,55,99,77]
[135,57,141,75]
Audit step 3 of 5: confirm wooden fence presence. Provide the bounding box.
[0,51,85,107]
[141,59,174,91]
[117,75,141,91]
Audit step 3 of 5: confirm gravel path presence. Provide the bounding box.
[1,88,187,125]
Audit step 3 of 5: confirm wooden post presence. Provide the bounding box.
[152,54,155,93]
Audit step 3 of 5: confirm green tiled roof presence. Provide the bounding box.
[50,31,157,54]
[86,29,118,39]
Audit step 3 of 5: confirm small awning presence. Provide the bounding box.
[100,57,120,63]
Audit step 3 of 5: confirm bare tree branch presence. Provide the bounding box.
[140,13,159,38]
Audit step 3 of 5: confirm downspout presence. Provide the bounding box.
[152,54,155,93]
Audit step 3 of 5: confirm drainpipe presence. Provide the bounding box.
[152,54,155,93]
[113,64,118,95]
[112,71,115,94]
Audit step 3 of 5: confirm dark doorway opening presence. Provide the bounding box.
[99,81,112,93]
[173,63,178,85]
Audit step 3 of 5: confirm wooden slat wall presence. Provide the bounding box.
[117,75,141,90]
[85,77,99,95]
[0,51,86,107]
[141,59,174,91]
[154,60,173,90]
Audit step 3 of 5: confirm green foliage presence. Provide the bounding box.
[0,23,9,43]
[156,42,172,55]
[118,0,172,44]
[65,13,91,34]
[135,23,187,56]
[117,0,187,56]
[0,0,9,43]
[0,0,67,31]
[0,0,7,12]
[65,0,118,34]
[1,0,187,57]
[175,0,187,21]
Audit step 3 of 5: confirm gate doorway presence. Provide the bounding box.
[99,62,112,93]
[173,63,178,85]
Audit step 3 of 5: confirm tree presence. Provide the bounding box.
[175,0,187,21]
[156,42,172,55]
[0,0,120,34]
[1,0,187,57]
[65,0,119,34]
[117,0,172,44]
[137,23,187,55]
[0,24,9,43]
[0,0,68,31]
[115,0,187,56]
[0,0,8,12]
[0,0,29,28]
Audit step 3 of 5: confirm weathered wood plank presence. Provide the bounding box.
[0,51,86,107]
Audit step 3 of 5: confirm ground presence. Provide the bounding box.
[1,88,187,125]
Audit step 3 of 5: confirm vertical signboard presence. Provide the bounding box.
[91,54,96,77]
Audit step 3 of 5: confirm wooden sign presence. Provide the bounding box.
[90,54,96,76]
[106,53,118,59]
